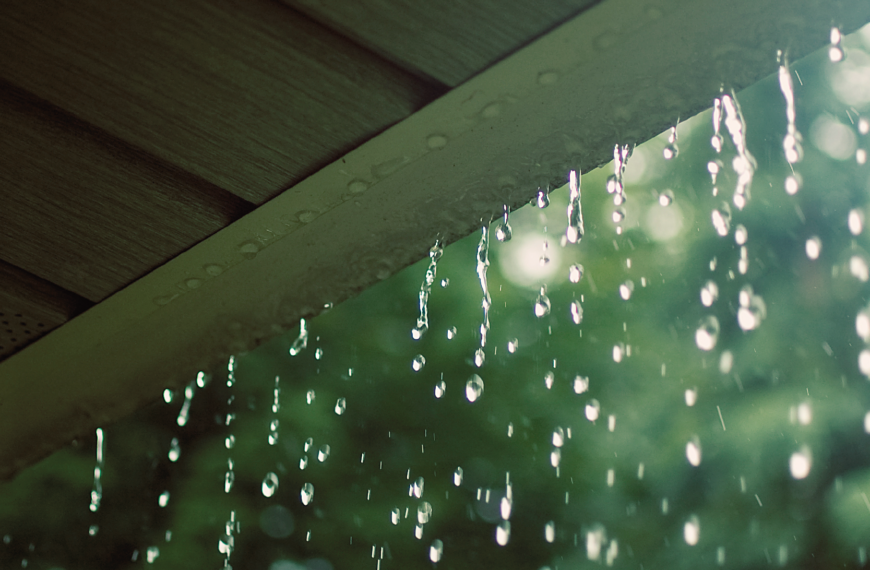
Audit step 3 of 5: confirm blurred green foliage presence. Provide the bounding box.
[3,26,870,570]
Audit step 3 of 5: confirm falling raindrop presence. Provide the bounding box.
[412,354,426,371]
[334,398,346,415]
[711,204,731,237]
[737,285,767,331]
[734,224,748,245]
[301,483,314,505]
[534,286,551,317]
[568,264,585,283]
[262,472,279,498]
[306,390,316,405]
[446,326,457,340]
[317,445,331,462]
[700,280,719,307]
[805,236,822,260]
[412,241,443,339]
[574,376,590,394]
[435,380,446,399]
[495,207,513,242]
[684,515,700,545]
[790,447,812,479]
[88,427,104,513]
[158,491,170,508]
[618,280,634,301]
[552,427,565,447]
[507,338,519,353]
[496,521,511,546]
[829,26,844,62]
[474,348,485,367]
[417,502,433,524]
[585,399,600,422]
[453,467,464,486]
[146,546,160,564]
[544,521,555,543]
[663,125,679,159]
[429,539,444,562]
[168,437,181,462]
[536,188,550,209]
[686,437,702,466]
[224,459,235,493]
[570,300,583,325]
[466,374,484,402]
[391,507,401,525]
[544,371,555,389]
[695,316,720,351]
[176,381,196,427]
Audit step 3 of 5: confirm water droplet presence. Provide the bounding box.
[856,308,870,342]
[269,419,280,446]
[700,280,719,307]
[829,27,844,62]
[785,175,801,195]
[805,236,822,260]
[552,427,565,447]
[412,354,426,371]
[534,287,551,317]
[495,219,512,242]
[158,490,170,508]
[586,524,606,560]
[789,447,811,479]
[88,525,99,536]
[544,371,555,389]
[412,477,425,499]
[685,388,697,407]
[225,435,235,449]
[684,515,700,545]
[440,278,449,287]
[453,467,464,486]
[474,348,485,367]
[611,208,626,224]
[299,456,309,470]
[168,437,181,462]
[224,462,235,493]
[507,338,519,353]
[301,483,315,505]
[446,326,457,340]
[566,170,585,243]
[585,399,600,422]
[289,319,309,356]
[427,134,448,150]
[146,546,160,564]
[711,204,731,236]
[435,380,446,399]
[573,376,589,394]
[568,264,585,283]
[612,343,625,362]
[686,437,702,466]
[658,188,675,206]
[544,521,555,543]
[306,390,316,404]
[466,374,484,402]
[570,300,583,325]
[734,224,748,245]
[496,521,511,546]
[536,189,550,209]
[417,501,433,524]
[163,389,174,404]
[176,381,196,427]
[618,280,634,300]
[391,507,401,525]
[429,539,444,562]
[663,126,679,159]
[695,316,720,351]
[737,285,766,331]
[304,438,313,452]
[238,240,260,259]
[334,398,346,415]
[317,445,331,462]
[852,254,870,282]
[262,472,279,497]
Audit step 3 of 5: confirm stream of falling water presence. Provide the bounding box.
[6,24,870,570]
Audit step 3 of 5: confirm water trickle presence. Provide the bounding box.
[429,539,444,563]
[566,170,585,243]
[176,381,196,427]
[778,53,804,165]
[606,144,632,207]
[466,374,484,402]
[663,125,679,159]
[495,207,513,242]
[88,427,104,513]
[262,472,279,497]
[695,316,720,351]
[289,319,309,356]
[534,286,551,317]
[711,97,723,153]
[412,354,426,371]
[721,93,756,209]
[475,227,492,363]
[334,398,347,415]
[301,483,315,505]
[412,241,443,339]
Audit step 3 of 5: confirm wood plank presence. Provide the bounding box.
[1,0,868,479]
[0,260,92,360]
[284,0,600,86]
[0,0,442,205]
[0,82,255,302]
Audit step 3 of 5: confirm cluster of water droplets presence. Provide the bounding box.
[605,144,632,233]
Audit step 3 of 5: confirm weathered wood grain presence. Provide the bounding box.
[0,0,442,205]
[283,0,600,86]
[0,83,255,302]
